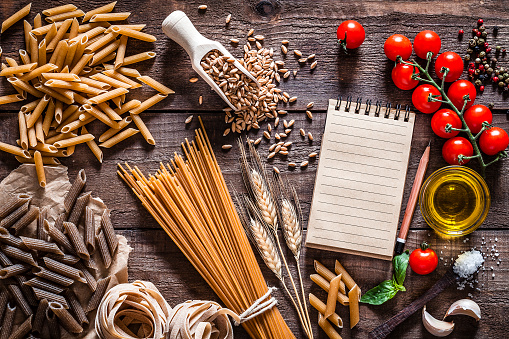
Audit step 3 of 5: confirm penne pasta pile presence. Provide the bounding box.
[310,260,361,339]
[0,2,174,187]
[0,169,121,338]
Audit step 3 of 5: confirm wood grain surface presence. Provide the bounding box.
[1,0,509,338]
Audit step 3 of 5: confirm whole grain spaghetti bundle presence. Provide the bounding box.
[118,120,295,339]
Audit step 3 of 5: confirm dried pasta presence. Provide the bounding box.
[7,315,32,339]
[11,205,40,234]
[25,277,65,294]
[7,284,33,316]
[34,151,47,188]
[64,169,86,213]
[96,230,112,269]
[1,245,37,266]
[43,257,87,283]
[325,274,342,319]
[348,284,360,329]
[0,264,31,279]
[0,201,30,229]
[63,221,90,260]
[49,301,83,333]
[84,206,96,253]
[83,2,117,22]
[318,313,343,339]
[99,128,139,148]
[32,298,48,335]
[137,75,175,95]
[68,191,91,225]
[310,274,349,306]
[86,276,111,313]
[64,289,89,325]
[1,3,31,33]
[43,220,76,254]
[309,293,343,328]
[0,302,16,339]
[0,194,31,219]
[130,113,155,145]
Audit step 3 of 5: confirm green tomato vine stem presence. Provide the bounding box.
[397,52,504,177]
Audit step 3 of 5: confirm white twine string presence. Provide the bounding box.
[234,286,278,326]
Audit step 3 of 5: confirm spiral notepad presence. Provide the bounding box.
[306,98,416,261]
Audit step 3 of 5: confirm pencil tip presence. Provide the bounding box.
[427,140,431,147]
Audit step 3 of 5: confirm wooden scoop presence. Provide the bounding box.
[162,11,259,110]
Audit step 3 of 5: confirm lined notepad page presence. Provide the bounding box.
[306,99,415,260]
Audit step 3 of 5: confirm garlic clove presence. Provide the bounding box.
[444,299,481,321]
[422,306,455,337]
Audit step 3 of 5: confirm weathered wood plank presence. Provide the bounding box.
[120,228,508,339]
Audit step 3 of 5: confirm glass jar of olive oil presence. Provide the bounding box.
[419,166,490,237]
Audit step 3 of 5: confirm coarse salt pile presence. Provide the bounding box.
[453,250,484,289]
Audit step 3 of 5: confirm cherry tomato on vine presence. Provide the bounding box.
[431,109,462,138]
[414,30,441,59]
[442,136,473,165]
[412,84,442,114]
[337,20,365,50]
[391,63,419,90]
[463,105,493,134]
[479,127,509,155]
[434,52,463,82]
[409,242,438,275]
[447,80,476,110]
[384,34,412,61]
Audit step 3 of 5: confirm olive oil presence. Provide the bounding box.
[419,166,490,237]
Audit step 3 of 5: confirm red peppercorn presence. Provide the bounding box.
[486,47,492,53]
[478,19,484,25]
[480,85,485,91]
[459,29,464,35]
[484,42,489,48]
[479,64,485,71]
[476,31,482,37]
[493,76,499,82]
[469,62,475,68]
[469,69,475,75]
[473,28,479,34]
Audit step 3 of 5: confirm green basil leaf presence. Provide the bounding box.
[360,280,399,305]
[393,250,410,286]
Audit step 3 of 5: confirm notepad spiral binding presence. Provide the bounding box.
[335,96,411,122]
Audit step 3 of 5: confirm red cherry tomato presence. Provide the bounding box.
[442,136,474,165]
[447,80,476,110]
[391,63,419,90]
[414,30,441,59]
[464,105,493,134]
[435,52,464,82]
[409,242,438,275]
[412,84,442,114]
[479,127,509,155]
[384,34,412,61]
[431,109,462,138]
[336,20,365,49]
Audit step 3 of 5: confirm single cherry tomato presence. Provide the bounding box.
[434,52,464,82]
[412,84,442,114]
[337,20,365,50]
[384,34,412,61]
[479,127,509,155]
[391,63,419,90]
[447,80,476,110]
[442,136,474,165]
[409,242,438,275]
[431,109,462,138]
[414,30,441,59]
[463,105,493,134]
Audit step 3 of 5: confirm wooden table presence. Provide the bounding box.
[1,1,508,338]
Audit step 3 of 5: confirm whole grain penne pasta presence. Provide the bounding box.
[79,76,110,89]
[29,32,39,65]
[6,283,33,316]
[0,289,8,326]
[85,275,111,313]
[15,155,61,165]
[53,134,94,148]
[60,104,79,122]
[110,25,156,42]
[64,289,89,325]
[1,244,37,266]
[7,77,43,98]
[335,260,358,292]
[0,228,26,248]
[99,118,131,143]
[83,1,117,22]
[121,51,156,66]
[33,266,74,286]
[103,64,141,78]
[130,93,167,114]
[54,100,64,123]
[100,209,119,254]
[137,75,175,94]
[114,35,128,69]
[49,301,83,333]
[90,72,131,89]
[82,104,119,128]
[104,69,141,88]
[34,151,47,188]
[75,26,106,43]
[84,32,117,53]
[19,63,57,82]
[0,63,37,76]
[18,111,29,150]
[42,99,55,135]
[325,274,342,319]
[309,293,343,328]
[47,131,77,144]
[0,250,13,266]
[71,35,88,68]
[114,99,141,115]
[54,42,69,72]
[96,229,112,268]
[106,24,146,32]
[63,221,89,260]
[68,191,91,225]
[33,83,74,105]
[42,72,80,81]
[9,316,33,339]
[77,21,109,33]
[0,264,31,279]
[44,79,88,91]
[0,302,16,339]
[310,274,349,306]
[42,4,77,17]
[348,284,360,328]
[20,99,40,113]
[19,50,31,65]
[35,116,45,143]
[38,39,47,66]
[90,40,120,66]
[97,102,121,120]
[90,12,130,22]
[81,126,103,163]
[84,206,96,253]
[27,125,37,148]
[45,10,85,24]
[100,127,138,148]
[85,34,106,48]
[130,113,155,145]
[43,220,76,254]
[92,51,117,67]
[69,17,79,39]
[43,257,87,283]
[33,12,42,27]
[0,141,30,158]
[89,87,128,104]
[0,194,31,219]
[0,94,25,106]
[20,236,64,255]
[23,20,32,53]
[23,141,57,153]
[37,206,47,240]
[71,53,93,75]
[32,298,49,335]
[60,116,95,133]
[50,87,75,102]
[318,313,343,339]
[44,23,59,44]
[46,306,62,338]
[0,200,30,229]
[33,288,69,309]
[25,277,65,294]
[26,94,50,128]
[1,3,31,33]
[64,40,79,67]
[47,19,73,52]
